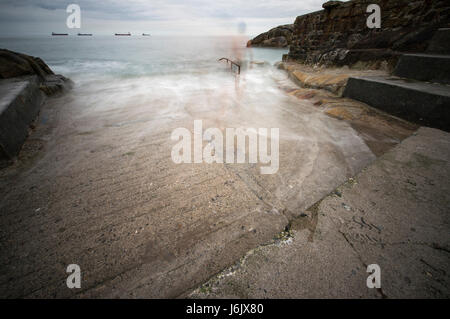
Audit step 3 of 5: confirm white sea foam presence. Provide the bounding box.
[0,35,374,188]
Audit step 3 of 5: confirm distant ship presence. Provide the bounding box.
[142,33,151,36]
[52,32,68,36]
[77,33,93,36]
[115,32,131,36]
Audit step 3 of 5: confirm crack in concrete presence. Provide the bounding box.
[338,230,388,299]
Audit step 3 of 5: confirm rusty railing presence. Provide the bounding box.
[218,57,241,75]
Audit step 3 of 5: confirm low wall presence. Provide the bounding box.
[0,76,45,160]
[0,49,71,162]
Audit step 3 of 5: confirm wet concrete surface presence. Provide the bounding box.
[189,127,450,299]
[0,67,416,298]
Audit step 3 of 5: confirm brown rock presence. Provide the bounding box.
[322,1,343,10]
[248,24,294,48]
[40,74,72,96]
[0,49,71,95]
[285,0,450,68]
[0,49,54,80]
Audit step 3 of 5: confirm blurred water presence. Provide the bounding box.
[0,36,287,81]
[0,35,295,134]
[0,35,376,212]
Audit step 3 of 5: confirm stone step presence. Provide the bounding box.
[343,76,450,131]
[427,28,450,55]
[0,76,44,160]
[393,53,450,84]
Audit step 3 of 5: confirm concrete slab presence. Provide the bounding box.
[0,76,44,160]
[343,76,450,131]
[189,127,450,299]
[393,54,450,84]
[427,28,450,55]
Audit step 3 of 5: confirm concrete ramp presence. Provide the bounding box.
[189,127,450,299]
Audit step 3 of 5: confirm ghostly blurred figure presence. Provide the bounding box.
[216,21,253,121]
[232,21,253,97]
[232,22,247,63]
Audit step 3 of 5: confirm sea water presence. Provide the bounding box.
[0,35,376,210]
[0,35,286,82]
[0,35,291,128]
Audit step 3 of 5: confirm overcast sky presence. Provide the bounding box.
[0,0,326,37]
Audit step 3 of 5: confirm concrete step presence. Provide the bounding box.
[343,76,450,131]
[0,76,44,160]
[393,53,450,84]
[427,28,450,55]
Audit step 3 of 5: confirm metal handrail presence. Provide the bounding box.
[218,57,241,75]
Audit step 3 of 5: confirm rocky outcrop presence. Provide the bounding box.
[247,24,294,48]
[0,49,70,95]
[0,49,53,79]
[284,0,450,69]
[0,49,71,161]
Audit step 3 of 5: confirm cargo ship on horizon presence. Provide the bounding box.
[51,32,68,36]
[115,32,131,36]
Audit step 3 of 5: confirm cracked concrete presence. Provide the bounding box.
[0,66,419,298]
[189,127,450,299]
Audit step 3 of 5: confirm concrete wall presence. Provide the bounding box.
[0,50,71,162]
[0,76,45,160]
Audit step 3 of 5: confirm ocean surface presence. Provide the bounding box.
[0,36,291,130]
[0,35,287,82]
[0,36,374,174]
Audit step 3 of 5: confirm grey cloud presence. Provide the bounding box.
[0,0,325,35]
[0,0,324,20]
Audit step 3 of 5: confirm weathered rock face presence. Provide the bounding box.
[0,49,70,95]
[285,0,450,69]
[247,24,294,48]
